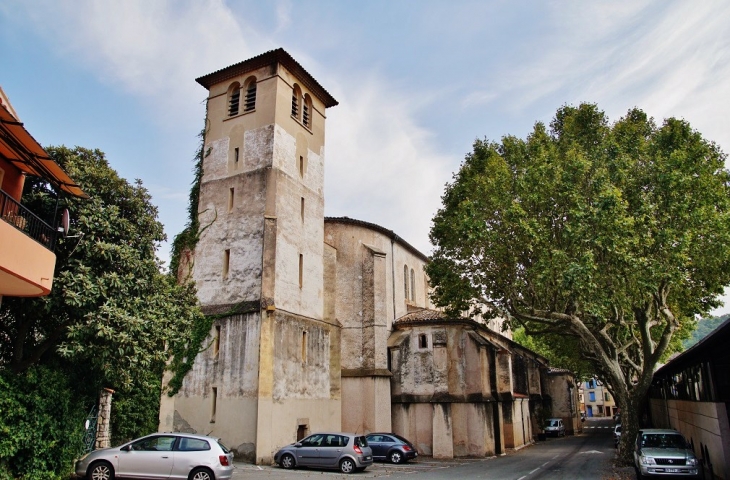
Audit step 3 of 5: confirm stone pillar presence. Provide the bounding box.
[95,388,114,449]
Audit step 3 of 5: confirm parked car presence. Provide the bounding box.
[580,412,586,422]
[544,418,566,437]
[613,424,622,448]
[75,432,233,480]
[633,429,700,479]
[365,433,418,463]
[274,432,373,474]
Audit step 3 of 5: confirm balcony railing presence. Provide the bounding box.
[0,189,57,250]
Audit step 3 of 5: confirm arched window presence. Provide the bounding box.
[302,94,312,128]
[227,82,241,116]
[292,84,302,119]
[403,265,409,300]
[410,268,415,301]
[243,76,257,112]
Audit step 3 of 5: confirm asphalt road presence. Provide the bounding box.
[231,417,621,480]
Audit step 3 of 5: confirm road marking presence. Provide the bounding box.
[580,450,604,454]
[529,467,540,474]
[541,462,549,467]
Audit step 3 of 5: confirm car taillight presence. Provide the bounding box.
[353,445,363,455]
[219,455,230,466]
[402,445,412,451]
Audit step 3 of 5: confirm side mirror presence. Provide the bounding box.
[121,445,131,452]
[294,443,302,448]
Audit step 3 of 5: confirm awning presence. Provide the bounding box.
[0,103,88,198]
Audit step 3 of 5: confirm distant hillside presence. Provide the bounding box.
[683,314,729,349]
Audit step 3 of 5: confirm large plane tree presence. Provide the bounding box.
[426,104,730,462]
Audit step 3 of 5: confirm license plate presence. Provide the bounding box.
[666,469,680,473]
[365,456,372,461]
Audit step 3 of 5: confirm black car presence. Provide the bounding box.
[365,433,418,464]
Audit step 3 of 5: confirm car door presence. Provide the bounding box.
[297,434,324,466]
[366,435,384,459]
[117,435,176,479]
[171,436,212,479]
[318,434,346,467]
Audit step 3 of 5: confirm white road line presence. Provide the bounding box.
[529,467,540,474]
[517,476,527,480]
[541,462,549,467]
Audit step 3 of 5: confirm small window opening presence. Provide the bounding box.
[211,387,218,422]
[299,156,304,177]
[244,80,256,112]
[299,254,303,288]
[223,249,230,278]
[213,325,221,357]
[301,331,307,363]
[292,93,299,117]
[297,424,308,441]
[228,188,234,212]
[300,197,305,222]
[228,87,240,116]
[419,334,428,349]
[234,147,239,164]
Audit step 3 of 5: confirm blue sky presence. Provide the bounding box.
[2,1,730,315]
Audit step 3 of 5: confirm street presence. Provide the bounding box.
[230,417,621,480]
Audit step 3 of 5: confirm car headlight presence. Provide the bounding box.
[640,455,656,465]
[686,457,698,466]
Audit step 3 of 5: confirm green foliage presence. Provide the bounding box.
[0,367,85,480]
[512,327,592,380]
[428,104,730,463]
[684,314,728,348]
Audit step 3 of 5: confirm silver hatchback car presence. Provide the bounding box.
[274,432,373,474]
[75,432,234,480]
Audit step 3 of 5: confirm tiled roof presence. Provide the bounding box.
[195,48,338,108]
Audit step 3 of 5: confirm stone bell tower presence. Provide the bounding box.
[160,49,341,464]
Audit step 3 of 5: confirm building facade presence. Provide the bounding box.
[580,376,617,418]
[160,49,571,464]
[0,87,86,300]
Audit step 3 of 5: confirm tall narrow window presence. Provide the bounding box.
[228,188,234,212]
[244,77,257,112]
[302,94,312,127]
[410,268,415,301]
[213,325,221,357]
[300,197,305,222]
[301,331,307,363]
[228,83,241,116]
[299,156,304,177]
[234,147,239,165]
[404,265,409,300]
[299,254,303,288]
[211,387,218,422]
[292,84,301,119]
[223,249,230,278]
[419,334,428,349]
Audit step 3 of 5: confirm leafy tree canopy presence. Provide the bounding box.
[0,146,205,392]
[427,104,730,462]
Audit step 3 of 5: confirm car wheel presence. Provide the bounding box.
[280,453,296,469]
[88,461,115,480]
[389,451,403,464]
[189,467,213,480]
[339,458,356,474]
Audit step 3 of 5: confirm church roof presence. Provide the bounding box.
[325,216,428,262]
[195,48,338,108]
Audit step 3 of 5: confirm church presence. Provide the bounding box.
[158,48,580,464]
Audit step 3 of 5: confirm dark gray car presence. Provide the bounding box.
[365,433,418,463]
[274,432,373,474]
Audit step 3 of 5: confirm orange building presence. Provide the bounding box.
[0,87,86,299]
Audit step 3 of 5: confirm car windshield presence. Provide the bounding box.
[547,420,559,427]
[642,434,686,449]
[616,426,622,433]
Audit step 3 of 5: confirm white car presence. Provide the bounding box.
[633,429,700,478]
[544,418,566,437]
[75,432,234,480]
[614,424,622,447]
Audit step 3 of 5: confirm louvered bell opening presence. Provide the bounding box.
[244,85,256,112]
[302,104,310,127]
[229,91,240,116]
[291,96,299,117]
